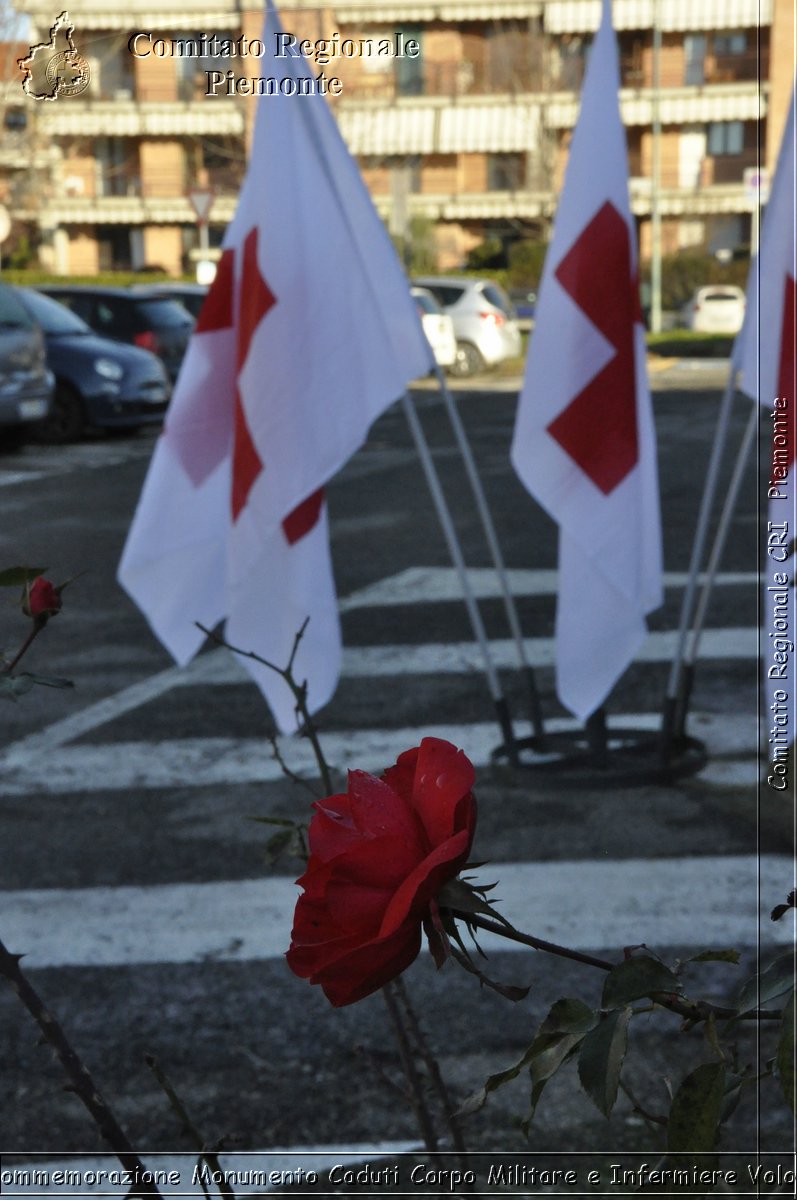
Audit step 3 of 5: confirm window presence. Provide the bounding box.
[395,27,423,96]
[707,121,744,155]
[684,34,706,86]
[714,32,747,56]
[487,153,524,191]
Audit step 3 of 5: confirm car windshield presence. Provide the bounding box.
[702,292,741,302]
[481,283,514,315]
[23,288,91,334]
[135,299,194,327]
[0,285,34,330]
[412,290,441,315]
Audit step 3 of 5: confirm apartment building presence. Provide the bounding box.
[15,0,795,275]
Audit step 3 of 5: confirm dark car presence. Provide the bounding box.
[38,286,194,382]
[16,288,171,443]
[133,282,208,320]
[509,288,537,332]
[0,282,53,448]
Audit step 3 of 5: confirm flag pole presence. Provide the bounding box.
[660,354,740,759]
[672,397,759,736]
[430,365,548,746]
[400,393,520,764]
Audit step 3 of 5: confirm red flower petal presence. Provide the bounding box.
[379,827,473,936]
[347,770,426,850]
[314,922,423,1007]
[409,738,476,848]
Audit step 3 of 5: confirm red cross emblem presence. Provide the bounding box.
[547,201,641,495]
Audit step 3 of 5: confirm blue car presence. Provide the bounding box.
[16,287,171,442]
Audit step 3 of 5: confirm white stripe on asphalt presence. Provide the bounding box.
[1,1144,420,1197]
[1,605,760,759]
[2,856,791,970]
[339,566,757,611]
[0,712,760,792]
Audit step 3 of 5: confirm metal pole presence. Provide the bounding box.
[432,365,547,744]
[400,394,519,762]
[649,0,663,334]
[660,354,740,752]
[686,400,759,664]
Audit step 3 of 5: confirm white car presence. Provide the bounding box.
[411,286,457,370]
[414,275,523,377]
[681,286,746,334]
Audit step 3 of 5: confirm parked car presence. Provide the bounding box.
[411,286,457,370]
[413,276,522,377]
[133,282,208,321]
[15,288,170,443]
[680,285,746,334]
[0,282,53,449]
[509,288,537,332]
[38,286,194,382]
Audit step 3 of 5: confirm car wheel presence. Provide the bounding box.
[33,382,85,444]
[0,426,27,453]
[450,342,485,378]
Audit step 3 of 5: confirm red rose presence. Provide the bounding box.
[286,737,477,1007]
[26,577,62,619]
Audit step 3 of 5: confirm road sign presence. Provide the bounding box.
[187,189,215,225]
[744,166,770,204]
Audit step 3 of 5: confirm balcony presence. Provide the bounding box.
[546,80,765,128]
[35,100,246,138]
[38,194,239,226]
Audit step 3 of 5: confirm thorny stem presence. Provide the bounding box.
[0,938,161,1199]
[451,911,783,1023]
[618,1077,668,1129]
[145,1055,234,1200]
[196,620,334,795]
[393,977,468,1155]
[3,616,45,675]
[382,981,439,1152]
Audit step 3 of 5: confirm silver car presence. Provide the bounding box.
[413,276,522,377]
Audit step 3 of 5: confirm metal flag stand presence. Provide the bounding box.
[660,350,744,765]
[405,374,700,787]
[400,393,521,765]
[431,364,548,748]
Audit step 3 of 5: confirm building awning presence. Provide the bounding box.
[338,106,437,155]
[547,83,765,127]
[544,0,771,33]
[438,103,540,151]
[337,2,542,22]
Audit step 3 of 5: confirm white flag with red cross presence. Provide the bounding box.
[735,83,796,746]
[118,3,433,733]
[510,0,662,721]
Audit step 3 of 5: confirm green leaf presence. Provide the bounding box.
[17,672,74,690]
[777,990,795,1114]
[578,1007,632,1117]
[737,952,795,1014]
[686,949,741,965]
[602,955,682,1008]
[457,999,594,1118]
[667,1062,727,1153]
[0,566,46,587]
[541,997,597,1035]
[264,828,295,864]
[0,674,34,701]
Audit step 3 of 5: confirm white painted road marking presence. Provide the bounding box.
[2,856,791,969]
[0,628,760,765]
[0,712,759,793]
[340,566,757,611]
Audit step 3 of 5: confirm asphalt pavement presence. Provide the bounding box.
[0,366,793,1193]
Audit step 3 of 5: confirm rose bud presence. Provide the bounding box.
[25,577,62,620]
[287,737,477,1007]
